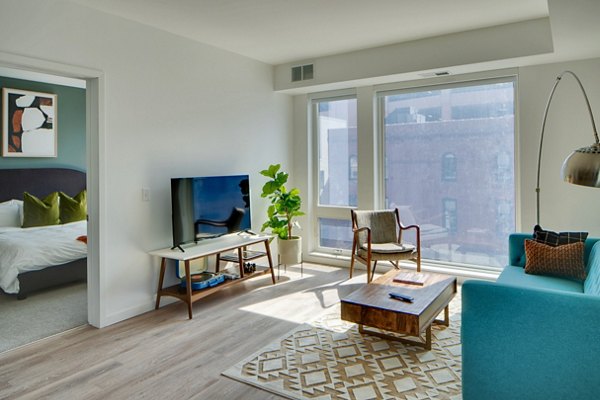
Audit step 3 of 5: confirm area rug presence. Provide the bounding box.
[223,299,461,400]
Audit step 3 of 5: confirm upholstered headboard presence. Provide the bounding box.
[0,168,86,202]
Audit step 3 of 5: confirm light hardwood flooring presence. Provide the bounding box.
[0,263,370,400]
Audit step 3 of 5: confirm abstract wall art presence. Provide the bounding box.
[2,88,57,157]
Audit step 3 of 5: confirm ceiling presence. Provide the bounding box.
[69,0,549,65]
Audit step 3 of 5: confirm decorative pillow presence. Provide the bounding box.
[59,190,87,223]
[0,200,21,227]
[533,225,588,247]
[22,192,60,228]
[524,239,586,281]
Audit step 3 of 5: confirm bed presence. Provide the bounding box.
[0,168,87,299]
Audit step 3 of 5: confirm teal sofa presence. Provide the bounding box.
[461,233,600,400]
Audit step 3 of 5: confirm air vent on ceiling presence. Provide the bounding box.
[291,64,314,82]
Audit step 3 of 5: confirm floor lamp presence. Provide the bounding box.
[535,70,600,226]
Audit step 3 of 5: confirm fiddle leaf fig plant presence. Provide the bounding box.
[260,163,304,240]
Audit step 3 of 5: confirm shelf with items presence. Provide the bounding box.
[219,249,266,263]
[159,266,273,304]
[150,234,275,319]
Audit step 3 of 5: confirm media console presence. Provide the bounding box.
[150,233,276,319]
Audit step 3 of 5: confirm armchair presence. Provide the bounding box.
[349,208,421,282]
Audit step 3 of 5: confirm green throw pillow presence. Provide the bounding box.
[59,190,87,223]
[22,192,60,228]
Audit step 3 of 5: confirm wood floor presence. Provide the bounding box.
[0,263,369,400]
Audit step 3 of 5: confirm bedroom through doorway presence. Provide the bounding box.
[0,67,89,353]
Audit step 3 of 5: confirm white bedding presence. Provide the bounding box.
[0,221,87,294]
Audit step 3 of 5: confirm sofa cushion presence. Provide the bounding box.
[583,241,600,296]
[524,240,586,281]
[497,265,584,293]
[533,225,588,247]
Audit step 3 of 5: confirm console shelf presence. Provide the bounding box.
[150,234,275,319]
[219,250,266,263]
[159,267,272,303]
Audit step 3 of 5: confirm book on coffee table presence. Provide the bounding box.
[393,272,426,286]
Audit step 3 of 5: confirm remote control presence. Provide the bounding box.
[389,292,414,303]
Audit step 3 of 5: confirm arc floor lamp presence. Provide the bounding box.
[536,70,600,226]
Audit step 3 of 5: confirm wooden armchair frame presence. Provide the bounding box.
[349,208,421,282]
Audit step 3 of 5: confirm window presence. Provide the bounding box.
[380,79,515,268]
[443,198,457,232]
[313,96,358,250]
[442,153,457,181]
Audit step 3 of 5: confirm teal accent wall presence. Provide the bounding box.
[0,76,86,171]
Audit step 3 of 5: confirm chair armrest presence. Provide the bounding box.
[352,226,371,253]
[352,226,370,234]
[399,224,420,231]
[461,280,600,400]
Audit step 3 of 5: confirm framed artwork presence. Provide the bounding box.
[2,88,57,157]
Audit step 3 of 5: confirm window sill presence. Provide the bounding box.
[306,251,500,282]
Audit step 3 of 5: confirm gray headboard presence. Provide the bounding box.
[0,168,86,202]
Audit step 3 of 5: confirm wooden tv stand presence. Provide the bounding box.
[150,233,275,319]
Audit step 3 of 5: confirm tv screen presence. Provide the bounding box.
[171,174,251,249]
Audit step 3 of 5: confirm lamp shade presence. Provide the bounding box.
[561,143,600,187]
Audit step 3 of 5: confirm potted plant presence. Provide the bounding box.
[260,163,304,265]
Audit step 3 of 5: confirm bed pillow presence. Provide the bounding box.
[0,200,22,227]
[59,190,87,223]
[524,239,586,281]
[533,225,588,247]
[22,192,60,228]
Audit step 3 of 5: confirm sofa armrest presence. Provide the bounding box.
[461,280,600,400]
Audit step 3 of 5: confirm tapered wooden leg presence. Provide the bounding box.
[237,248,244,278]
[184,260,193,319]
[371,260,378,281]
[264,239,276,284]
[155,257,166,310]
[349,238,357,279]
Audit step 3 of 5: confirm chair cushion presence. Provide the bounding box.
[497,265,584,293]
[354,210,398,244]
[361,242,415,254]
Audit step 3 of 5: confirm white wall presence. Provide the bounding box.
[518,58,600,234]
[0,0,293,326]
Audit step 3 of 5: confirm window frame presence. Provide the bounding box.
[375,75,518,270]
[309,90,358,254]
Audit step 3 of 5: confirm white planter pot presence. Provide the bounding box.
[278,236,302,265]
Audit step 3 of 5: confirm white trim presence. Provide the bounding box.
[0,66,86,88]
[374,67,519,94]
[304,69,519,272]
[0,51,105,328]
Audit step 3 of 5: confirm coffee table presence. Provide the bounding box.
[340,269,457,350]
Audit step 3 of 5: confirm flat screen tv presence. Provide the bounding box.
[171,174,251,250]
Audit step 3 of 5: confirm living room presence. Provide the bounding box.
[1,0,599,399]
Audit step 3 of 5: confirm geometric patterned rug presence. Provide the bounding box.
[223,298,461,400]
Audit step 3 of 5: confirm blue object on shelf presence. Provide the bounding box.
[180,272,225,290]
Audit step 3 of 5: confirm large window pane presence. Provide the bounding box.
[382,81,515,268]
[316,98,358,207]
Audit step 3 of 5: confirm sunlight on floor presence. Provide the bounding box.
[237,263,365,323]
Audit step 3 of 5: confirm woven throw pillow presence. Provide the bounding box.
[524,239,586,281]
[533,225,588,247]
